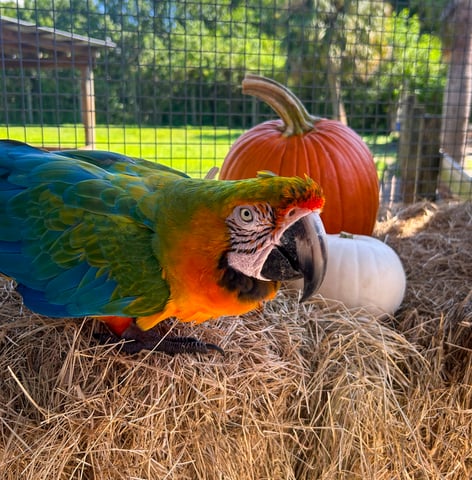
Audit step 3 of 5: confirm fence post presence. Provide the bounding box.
[398,96,441,203]
[398,96,423,203]
[80,65,96,148]
[418,114,441,200]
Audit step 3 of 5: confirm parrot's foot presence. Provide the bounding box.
[95,322,224,355]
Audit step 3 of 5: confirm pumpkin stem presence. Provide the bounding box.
[242,74,320,136]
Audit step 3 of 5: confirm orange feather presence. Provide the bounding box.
[136,206,278,331]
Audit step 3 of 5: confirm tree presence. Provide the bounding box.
[151,0,286,126]
[277,0,392,124]
[381,10,446,113]
[440,0,472,166]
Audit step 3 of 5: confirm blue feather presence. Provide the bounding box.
[70,282,124,314]
[28,161,107,185]
[0,241,32,276]
[17,285,70,317]
[46,265,126,315]
[0,253,32,276]
[46,263,90,297]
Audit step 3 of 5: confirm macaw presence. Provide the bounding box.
[0,140,327,354]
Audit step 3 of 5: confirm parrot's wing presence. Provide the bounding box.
[56,149,190,179]
[0,140,170,318]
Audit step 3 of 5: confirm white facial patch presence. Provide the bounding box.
[225,203,312,280]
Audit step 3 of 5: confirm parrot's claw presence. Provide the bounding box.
[143,336,225,356]
[94,322,224,356]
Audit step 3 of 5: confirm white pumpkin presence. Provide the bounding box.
[291,232,406,315]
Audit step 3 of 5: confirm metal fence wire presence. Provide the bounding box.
[0,0,471,204]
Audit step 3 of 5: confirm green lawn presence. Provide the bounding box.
[0,125,244,178]
[0,125,396,178]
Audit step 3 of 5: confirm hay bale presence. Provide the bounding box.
[0,201,471,479]
[377,201,472,372]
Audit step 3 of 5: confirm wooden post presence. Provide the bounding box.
[417,115,441,200]
[25,75,34,124]
[80,64,96,148]
[441,0,472,167]
[398,96,424,203]
[398,98,441,202]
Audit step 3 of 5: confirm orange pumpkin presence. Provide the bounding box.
[219,74,379,235]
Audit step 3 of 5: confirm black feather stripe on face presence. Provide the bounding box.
[225,202,276,255]
[227,225,274,254]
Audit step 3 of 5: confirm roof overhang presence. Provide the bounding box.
[0,15,116,68]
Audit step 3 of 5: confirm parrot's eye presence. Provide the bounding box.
[238,207,254,223]
[227,203,273,232]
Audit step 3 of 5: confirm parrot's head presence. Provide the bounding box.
[219,173,327,301]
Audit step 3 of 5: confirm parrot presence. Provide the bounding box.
[0,139,327,354]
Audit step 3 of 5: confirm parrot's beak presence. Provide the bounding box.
[261,212,327,300]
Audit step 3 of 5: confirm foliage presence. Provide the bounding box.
[275,0,393,122]
[392,0,450,34]
[381,9,446,112]
[0,0,448,133]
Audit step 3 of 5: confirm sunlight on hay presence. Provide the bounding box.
[0,201,471,479]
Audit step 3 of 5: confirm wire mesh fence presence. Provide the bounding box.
[0,0,471,203]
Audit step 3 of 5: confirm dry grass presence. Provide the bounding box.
[0,201,471,479]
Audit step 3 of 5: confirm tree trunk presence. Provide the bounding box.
[441,0,472,167]
[326,56,348,125]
